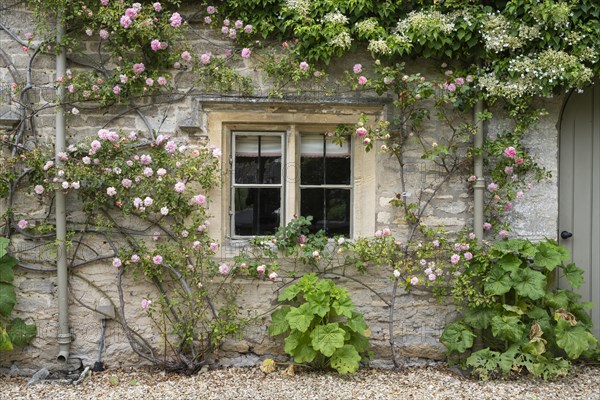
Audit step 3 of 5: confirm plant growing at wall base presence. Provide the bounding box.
[0,237,36,351]
[441,239,598,380]
[268,273,370,374]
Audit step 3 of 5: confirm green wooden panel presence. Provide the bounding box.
[559,85,600,338]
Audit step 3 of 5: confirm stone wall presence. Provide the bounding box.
[0,3,561,372]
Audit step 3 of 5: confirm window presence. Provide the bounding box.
[300,135,351,235]
[230,129,352,237]
[231,132,284,236]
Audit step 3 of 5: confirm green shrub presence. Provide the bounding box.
[268,273,370,374]
[441,239,598,380]
[0,237,36,351]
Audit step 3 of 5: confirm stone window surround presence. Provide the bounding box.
[197,100,386,247]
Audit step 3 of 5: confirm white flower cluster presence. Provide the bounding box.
[479,49,593,99]
[329,31,352,49]
[368,38,391,55]
[356,18,379,36]
[531,1,571,30]
[481,14,536,53]
[577,46,598,63]
[396,10,455,36]
[323,10,349,25]
[285,0,310,17]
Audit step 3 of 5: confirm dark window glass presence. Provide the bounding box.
[234,188,281,236]
[300,135,351,236]
[300,188,350,235]
[235,136,281,184]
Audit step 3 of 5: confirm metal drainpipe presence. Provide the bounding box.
[473,96,485,240]
[55,11,71,363]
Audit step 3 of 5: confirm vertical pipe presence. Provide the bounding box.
[473,97,485,239]
[55,11,70,362]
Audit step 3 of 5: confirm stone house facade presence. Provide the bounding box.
[0,3,585,372]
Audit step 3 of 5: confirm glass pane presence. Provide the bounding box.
[301,157,324,185]
[300,135,324,185]
[234,188,281,236]
[325,189,350,235]
[300,188,350,236]
[326,156,351,184]
[235,135,282,184]
[300,188,324,232]
[301,135,350,185]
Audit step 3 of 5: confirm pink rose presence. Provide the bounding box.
[356,127,367,137]
[357,76,367,85]
[170,12,182,28]
[151,39,161,51]
[503,146,517,159]
[140,298,151,310]
[241,48,251,59]
[353,64,362,74]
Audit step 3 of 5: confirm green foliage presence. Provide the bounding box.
[0,237,36,351]
[443,239,599,380]
[269,273,369,374]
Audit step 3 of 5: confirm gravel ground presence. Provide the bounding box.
[1,364,600,400]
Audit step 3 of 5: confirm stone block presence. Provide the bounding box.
[19,279,55,294]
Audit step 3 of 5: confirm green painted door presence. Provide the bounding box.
[559,85,600,338]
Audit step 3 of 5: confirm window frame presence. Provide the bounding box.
[230,130,287,238]
[203,102,381,246]
[297,131,354,237]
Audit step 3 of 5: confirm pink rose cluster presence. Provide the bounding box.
[374,228,392,238]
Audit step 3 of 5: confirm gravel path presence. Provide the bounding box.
[1,365,600,400]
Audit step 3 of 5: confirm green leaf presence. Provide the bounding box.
[0,327,13,351]
[330,344,361,374]
[545,290,571,309]
[491,315,526,342]
[286,303,315,333]
[332,296,354,318]
[555,319,598,359]
[561,263,584,289]
[0,237,9,259]
[511,268,546,301]
[285,331,317,363]
[268,306,291,336]
[498,344,521,374]
[0,255,16,284]
[527,307,551,321]
[492,239,526,254]
[346,329,369,353]
[7,318,36,346]
[306,291,330,318]
[520,241,538,259]
[310,323,346,357]
[278,284,301,302]
[496,254,523,274]
[346,311,368,334]
[440,322,475,353]
[484,268,512,296]
[533,241,569,271]
[502,304,526,316]
[463,307,497,330]
[0,282,16,318]
[466,348,501,380]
